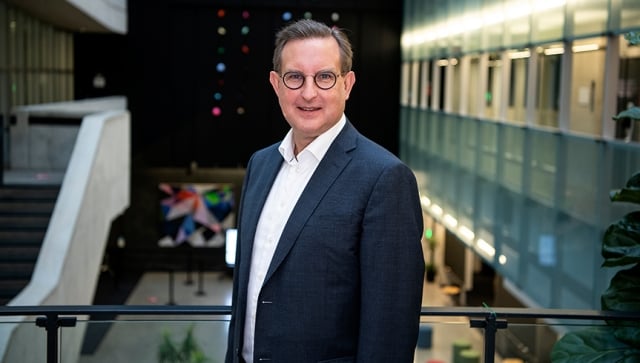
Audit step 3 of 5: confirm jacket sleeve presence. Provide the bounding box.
[356,161,425,362]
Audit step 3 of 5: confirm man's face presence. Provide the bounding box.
[269,37,355,150]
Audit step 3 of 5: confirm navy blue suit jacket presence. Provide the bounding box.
[226,120,424,363]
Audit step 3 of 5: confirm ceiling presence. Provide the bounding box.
[6,0,112,33]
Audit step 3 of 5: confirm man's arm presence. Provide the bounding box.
[357,162,425,362]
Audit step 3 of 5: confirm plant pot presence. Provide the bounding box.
[426,268,437,282]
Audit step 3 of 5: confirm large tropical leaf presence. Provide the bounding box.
[610,172,640,204]
[551,327,640,363]
[602,212,640,267]
[614,326,640,349]
[612,107,640,121]
[601,264,640,316]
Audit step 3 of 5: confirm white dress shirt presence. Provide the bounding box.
[242,116,346,363]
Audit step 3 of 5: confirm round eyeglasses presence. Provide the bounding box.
[281,71,340,90]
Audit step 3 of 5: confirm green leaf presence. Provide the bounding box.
[615,326,640,348]
[551,327,640,363]
[624,32,640,46]
[601,264,640,316]
[602,212,640,267]
[158,330,180,363]
[612,107,640,121]
[610,171,640,204]
[610,188,640,204]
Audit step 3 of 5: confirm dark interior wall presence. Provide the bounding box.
[74,0,402,169]
[73,0,402,270]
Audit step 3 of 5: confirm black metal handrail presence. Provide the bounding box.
[1,305,639,363]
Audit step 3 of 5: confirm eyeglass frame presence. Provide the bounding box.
[280,71,343,90]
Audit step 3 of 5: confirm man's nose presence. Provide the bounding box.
[300,75,318,98]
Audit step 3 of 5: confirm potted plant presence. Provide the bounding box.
[551,33,640,362]
[425,229,438,282]
[550,171,640,362]
[158,325,210,363]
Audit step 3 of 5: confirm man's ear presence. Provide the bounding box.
[269,71,280,94]
[343,71,356,100]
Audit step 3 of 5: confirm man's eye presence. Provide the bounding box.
[317,73,333,81]
[286,73,303,80]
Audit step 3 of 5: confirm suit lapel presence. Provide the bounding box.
[264,121,358,282]
[239,146,283,278]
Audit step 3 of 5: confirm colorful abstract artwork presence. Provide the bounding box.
[158,183,234,248]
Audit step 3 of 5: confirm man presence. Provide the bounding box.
[225,19,425,363]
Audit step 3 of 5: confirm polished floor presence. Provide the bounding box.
[76,271,489,363]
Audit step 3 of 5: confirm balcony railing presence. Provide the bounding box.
[1,305,639,363]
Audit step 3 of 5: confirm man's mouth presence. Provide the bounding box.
[299,106,320,111]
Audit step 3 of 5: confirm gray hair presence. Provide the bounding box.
[272,19,353,75]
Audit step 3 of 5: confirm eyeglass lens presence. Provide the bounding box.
[282,72,338,90]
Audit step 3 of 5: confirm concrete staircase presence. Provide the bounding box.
[0,185,58,305]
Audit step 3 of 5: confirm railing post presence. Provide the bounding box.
[470,313,508,363]
[35,314,77,363]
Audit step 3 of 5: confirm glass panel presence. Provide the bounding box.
[504,3,530,47]
[467,56,481,117]
[436,61,447,110]
[450,58,461,113]
[569,37,606,137]
[419,60,432,109]
[463,0,483,53]
[535,51,562,128]
[562,137,601,224]
[485,53,503,120]
[74,318,231,363]
[531,2,564,43]
[0,318,47,362]
[501,125,524,192]
[572,0,609,36]
[507,53,528,123]
[401,61,410,106]
[616,34,640,141]
[483,0,505,49]
[495,187,523,281]
[496,321,621,362]
[619,0,640,30]
[2,3,73,112]
[478,121,498,180]
[459,117,477,172]
[416,320,486,363]
[528,130,557,206]
[443,114,459,164]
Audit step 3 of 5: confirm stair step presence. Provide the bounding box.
[0,186,56,305]
[0,279,29,293]
[0,230,46,242]
[0,246,41,262]
[0,201,55,215]
[0,215,50,229]
[0,262,35,278]
[0,187,59,201]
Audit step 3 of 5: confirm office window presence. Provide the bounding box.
[419,60,432,109]
[504,6,530,47]
[507,51,528,123]
[569,37,606,136]
[466,56,481,117]
[531,2,564,43]
[619,0,640,31]
[482,0,505,49]
[572,0,609,37]
[535,50,562,128]
[400,61,410,106]
[616,34,640,141]
[485,53,503,120]
[1,3,73,114]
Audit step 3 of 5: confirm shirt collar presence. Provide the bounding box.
[279,115,346,163]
